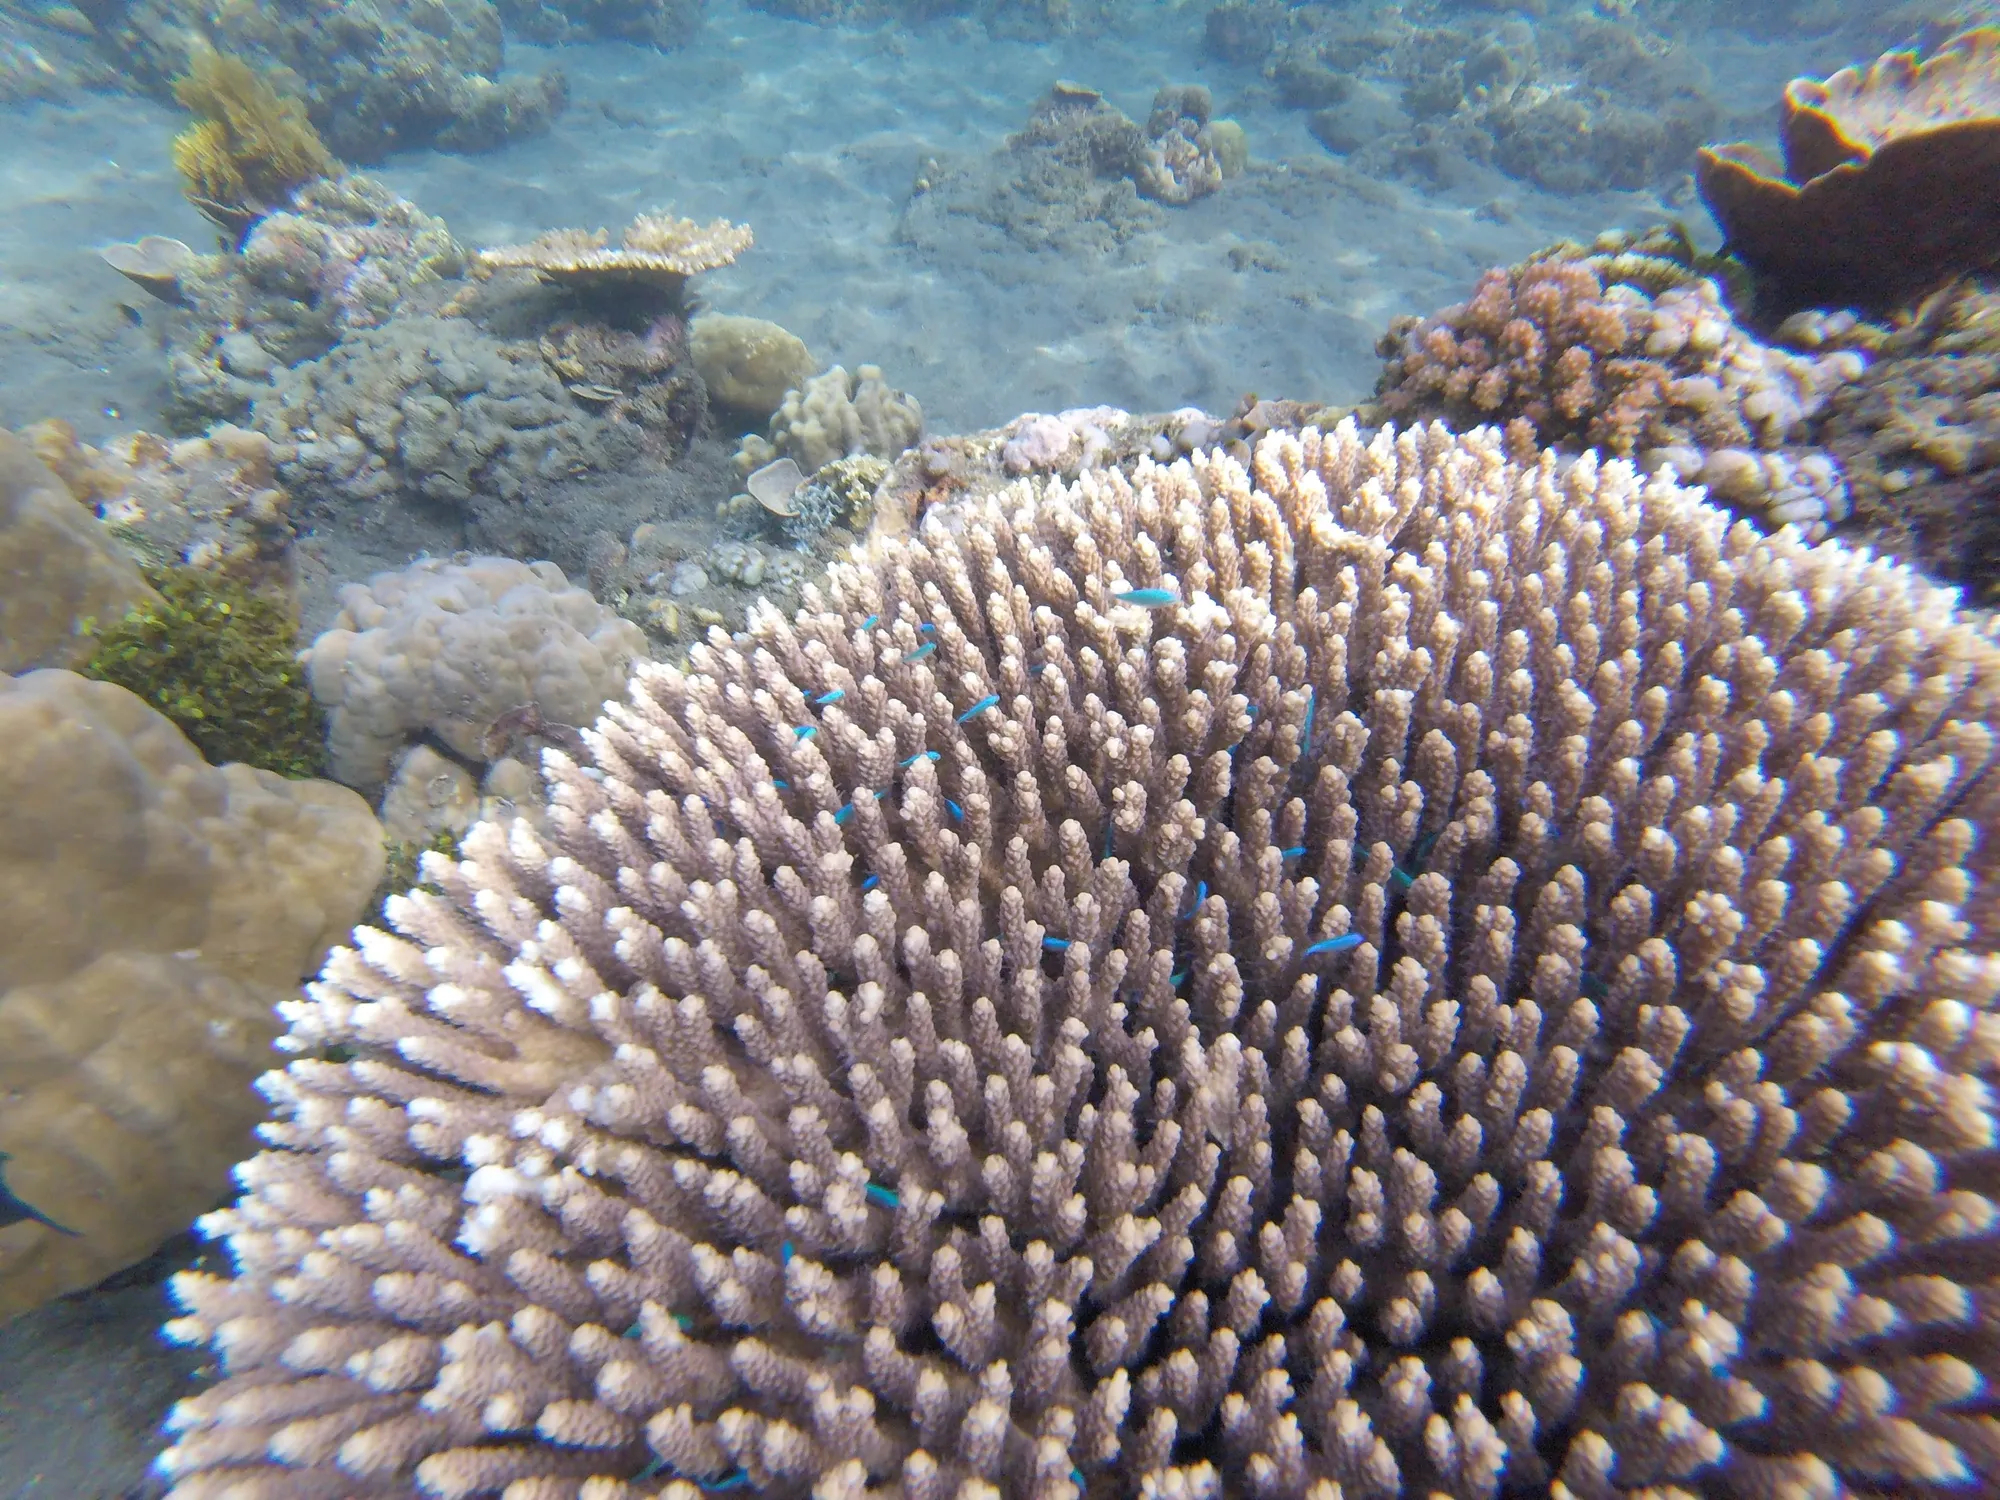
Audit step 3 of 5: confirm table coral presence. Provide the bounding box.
[1697,26,2000,311]
[157,420,2000,1498]
[0,668,382,1321]
[477,212,753,327]
[1374,239,1864,535]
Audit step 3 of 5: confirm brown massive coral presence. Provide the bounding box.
[159,421,2000,1498]
[1697,27,2000,311]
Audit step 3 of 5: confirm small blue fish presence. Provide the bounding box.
[772,778,790,790]
[864,1182,901,1210]
[920,622,938,634]
[1280,846,1305,860]
[815,688,846,706]
[0,1152,77,1237]
[1031,663,1050,676]
[1182,881,1208,919]
[944,798,964,821]
[634,1457,667,1482]
[1303,933,1363,959]
[1043,936,1071,952]
[1114,587,1179,607]
[860,873,880,893]
[1171,969,1189,986]
[904,642,938,663]
[834,805,854,825]
[901,749,941,767]
[793,725,817,739]
[701,1472,752,1493]
[957,694,1000,723]
[1301,687,1317,749]
[861,614,880,629]
[781,1239,795,1264]
[1246,704,1259,718]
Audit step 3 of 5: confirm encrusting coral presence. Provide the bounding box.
[170,46,339,230]
[160,419,2000,1498]
[1697,26,2000,312]
[1374,240,1864,535]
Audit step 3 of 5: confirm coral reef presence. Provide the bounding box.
[159,418,2000,1497]
[18,419,299,601]
[692,313,819,431]
[79,565,326,780]
[252,312,647,513]
[1374,239,1865,535]
[1698,27,2000,311]
[899,82,1243,256]
[0,668,381,1320]
[0,430,155,674]
[110,0,568,162]
[302,554,648,794]
[1803,277,2000,601]
[161,172,463,430]
[1219,3,1713,194]
[168,46,339,231]
[733,364,924,477]
[494,0,704,49]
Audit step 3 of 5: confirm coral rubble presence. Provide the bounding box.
[1698,27,2000,311]
[158,419,2000,1497]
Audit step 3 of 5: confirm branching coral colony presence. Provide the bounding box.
[160,422,2000,1499]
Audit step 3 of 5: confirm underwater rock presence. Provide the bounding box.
[162,172,462,430]
[494,0,705,48]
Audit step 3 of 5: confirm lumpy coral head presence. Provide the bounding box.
[160,422,2000,1499]
[1698,27,2000,311]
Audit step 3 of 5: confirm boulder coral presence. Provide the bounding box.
[0,668,382,1321]
[158,421,2000,1498]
